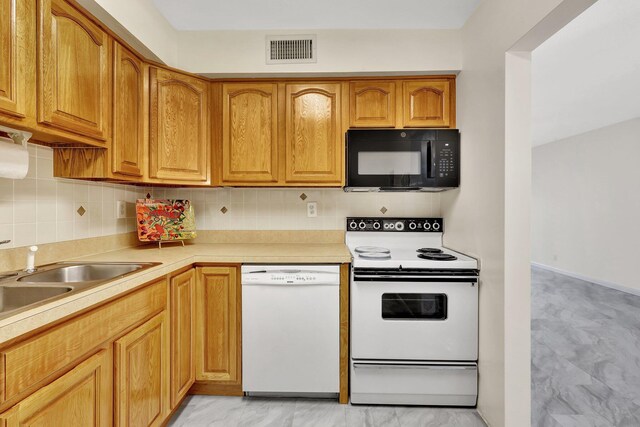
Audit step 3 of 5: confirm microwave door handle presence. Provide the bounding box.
[430,140,437,178]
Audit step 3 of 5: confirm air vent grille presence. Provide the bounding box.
[266,35,317,64]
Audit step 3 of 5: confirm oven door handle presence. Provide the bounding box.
[353,363,476,371]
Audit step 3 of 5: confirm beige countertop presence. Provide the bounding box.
[0,242,352,344]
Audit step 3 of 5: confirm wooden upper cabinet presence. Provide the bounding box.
[114,312,169,427]
[221,83,278,184]
[349,81,396,127]
[170,269,196,409]
[112,43,144,177]
[37,0,111,142]
[284,83,343,185]
[195,266,241,385]
[402,79,454,128]
[0,350,112,427]
[0,0,34,122]
[149,67,209,183]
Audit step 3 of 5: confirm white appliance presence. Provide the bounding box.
[242,265,340,397]
[347,217,479,406]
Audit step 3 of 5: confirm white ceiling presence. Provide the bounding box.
[151,0,481,31]
[532,0,640,146]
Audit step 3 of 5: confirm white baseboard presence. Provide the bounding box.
[531,262,640,297]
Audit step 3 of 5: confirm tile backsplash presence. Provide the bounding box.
[0,144,441,249]
[0,144,143,249]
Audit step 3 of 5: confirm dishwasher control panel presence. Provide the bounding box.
[241,265,340,286]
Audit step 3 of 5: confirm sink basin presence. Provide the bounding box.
[18,263,149,284]
[0,262,160,320]
[0,285,73,314]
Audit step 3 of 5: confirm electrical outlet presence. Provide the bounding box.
[307,201,318,218]
[116,200,127,219]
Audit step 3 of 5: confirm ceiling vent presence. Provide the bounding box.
[266,35,317,64]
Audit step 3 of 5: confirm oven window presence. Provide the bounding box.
[358,151,421,175]
[381,293,447,320]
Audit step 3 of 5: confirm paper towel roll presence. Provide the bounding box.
[0,137,29,179]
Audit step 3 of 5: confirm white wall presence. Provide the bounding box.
[178,29,462,75]
[532,117,640,293]
[532,0,640,146]
[76,0,179,66]
[442,1,595,426]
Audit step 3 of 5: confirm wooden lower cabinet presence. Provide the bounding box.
[0,349,112,426]
[170,268,196,408]
[194,266,242,393]
[114,312,170,427]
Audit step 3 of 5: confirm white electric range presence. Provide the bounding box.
[346,217,479,407]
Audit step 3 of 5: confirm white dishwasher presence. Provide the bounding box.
[242,265,340,397]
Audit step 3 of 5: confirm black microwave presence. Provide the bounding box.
[344,129,460,192]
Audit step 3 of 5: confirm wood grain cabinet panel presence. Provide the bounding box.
[221,83,279,184]
[170,269,196,408]
[402,80,453,128]
[349,81,396,127]
[0,350,112,427]
[284,83,343,185]
[149,67,209,183]
[37,0,111,142]
[195,267,241,385]
[1,278,166,403]
[114,312,169,427]
[112,42,144,177]
[0,0,34,122]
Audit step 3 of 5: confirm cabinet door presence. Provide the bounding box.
[112,43,144,177]
[349,81,396,127]
[114,312,169,427]
[284,83,343,184]
[221,83,278,184]
[37,0,111,141]
[0,350,112,427]
[195,266,241,385]
[0,0,33,121]
[170,269,195,408]
[149,67,209,182]
[402,80,453,128]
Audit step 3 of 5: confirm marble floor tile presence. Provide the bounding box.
[532,267,640,427]
[239,397,297,427]
[168,396,487,427]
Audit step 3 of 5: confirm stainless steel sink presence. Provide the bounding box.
[0,285,73,314]
[18,263,146,284]
[0,262,161,319]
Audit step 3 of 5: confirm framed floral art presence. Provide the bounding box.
[136,199,196,243]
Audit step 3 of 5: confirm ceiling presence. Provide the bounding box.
[151,0,481,31]
[532,0,640,146]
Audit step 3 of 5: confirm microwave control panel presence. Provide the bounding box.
[436,143,457,179]
[347,217,443,232]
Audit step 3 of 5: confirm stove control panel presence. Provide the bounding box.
[347,217,443,232]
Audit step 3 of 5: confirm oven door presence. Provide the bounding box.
[351,275,478,361]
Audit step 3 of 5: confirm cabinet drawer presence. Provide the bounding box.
[0,278,166,402]
[350,362,477,406]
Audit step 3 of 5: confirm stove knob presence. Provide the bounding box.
[408,222,417,230]
[372,221,381,230]
[358,221,366,230]
[424,221,432,231]
[432,222,441,231]
[349,221,358,230]
[395,221,405,231]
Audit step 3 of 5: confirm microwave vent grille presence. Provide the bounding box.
[266,35,317,64]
